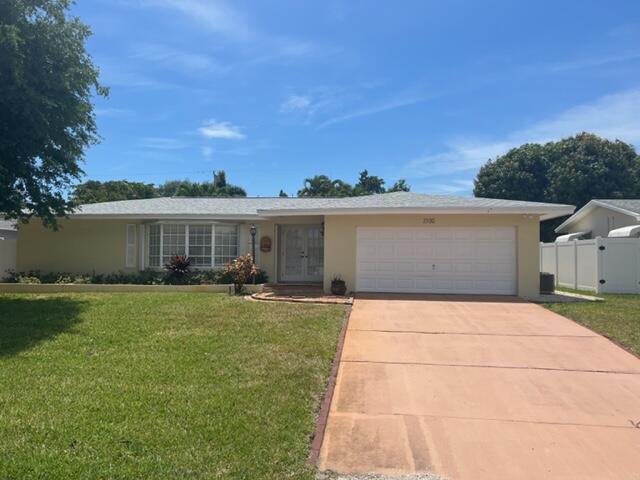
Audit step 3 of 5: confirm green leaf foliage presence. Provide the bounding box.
[474,133,640,240]
[297,170,410,197]
[0,0,107,227]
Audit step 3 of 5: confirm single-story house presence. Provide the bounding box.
[15,192,574,296]
[555,199,640,241]
[0,219,17,280]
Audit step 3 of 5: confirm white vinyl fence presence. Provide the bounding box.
[540,238,640,293]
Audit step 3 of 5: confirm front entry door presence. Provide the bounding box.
[280,225,324,282]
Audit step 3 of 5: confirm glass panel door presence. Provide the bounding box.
[281,226,305,281]
[279,225,324,282]
[305,225,324,281]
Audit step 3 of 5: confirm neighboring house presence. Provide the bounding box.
[0,219,17,280]
[15,192,573,297]
[555,199,640,240]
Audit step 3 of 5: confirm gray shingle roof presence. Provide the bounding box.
[595,199,640,216]
[74,192,573,219]
[0,219,16,231]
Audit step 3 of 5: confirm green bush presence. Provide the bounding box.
[3,268,268,286]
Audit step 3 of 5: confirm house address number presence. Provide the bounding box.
[423,218,436,224]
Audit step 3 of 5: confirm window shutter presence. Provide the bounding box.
[126,224,137,268]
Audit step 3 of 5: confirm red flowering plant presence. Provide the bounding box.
[222,254,260,294]
[164,255,192,285]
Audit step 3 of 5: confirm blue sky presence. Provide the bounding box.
[76,0,640,196]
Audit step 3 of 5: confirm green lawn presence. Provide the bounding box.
[0,293,344,479]
[544,292,640,356]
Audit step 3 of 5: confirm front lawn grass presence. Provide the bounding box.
[544,292,640,356]
[0,293,344,479]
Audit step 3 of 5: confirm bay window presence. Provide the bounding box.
[147,223,238,268]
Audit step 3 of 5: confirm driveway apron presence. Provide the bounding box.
[318,294,640,480]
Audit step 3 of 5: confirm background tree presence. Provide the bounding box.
[157,172,246,198]
[278,189,288,197]
[353,169,385,195]
[297,171,410,197]
[388,179,410,192]
[72,180,157,204]
[0,0,107,227]
[297,175,353,197]
[474,133,640,240]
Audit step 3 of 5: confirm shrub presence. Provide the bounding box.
[221,254,260,294]
[164,255,192,285]
[3,264,267,287]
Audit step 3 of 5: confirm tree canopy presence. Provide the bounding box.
[297,170,410,197]
[71,171,247,204]
[72,180,156,204]
[474,133,640,240]
[0,0,107,227]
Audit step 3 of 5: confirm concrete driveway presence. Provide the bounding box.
[318,295,640,480]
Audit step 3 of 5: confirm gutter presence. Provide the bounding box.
[256,206,575,220]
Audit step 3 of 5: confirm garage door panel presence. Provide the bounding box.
[453,244,474,257]
[395,244,415,257]
[396,261,416,274]
[357,227,516,295]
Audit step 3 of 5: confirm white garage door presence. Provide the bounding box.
[356,227,517,295]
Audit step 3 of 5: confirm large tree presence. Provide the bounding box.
[474,133,640,240]
[0,0,107,227]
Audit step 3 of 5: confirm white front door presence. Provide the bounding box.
[280,225,324,282]
[356,226,517,295]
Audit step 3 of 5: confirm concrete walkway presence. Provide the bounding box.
[318,294,640,480]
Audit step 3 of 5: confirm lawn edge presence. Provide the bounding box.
[308,303,352,466]
[541,302,640,361]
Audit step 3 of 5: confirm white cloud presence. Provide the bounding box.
[141,0,251,41]
[543,51,640,73]
[318,95,428,129]
[140,137,190,150]
[280,94,313,113]
[198,120,245,139]
[129,0,322,67]
[279,87,349,119]
[404,87,640,179]
[131,43,224,73]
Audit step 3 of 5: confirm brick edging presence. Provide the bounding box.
[308,303,353,465]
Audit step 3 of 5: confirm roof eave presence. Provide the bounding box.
[554,200,640,233]
[69,214,264,221]
[258,206,575,218]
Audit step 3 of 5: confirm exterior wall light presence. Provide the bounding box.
[249,224,257,262]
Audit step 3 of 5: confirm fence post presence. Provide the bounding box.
[539,242,543,272]
[573,239,578,290]
[554,241,559,286]
[595,237,602,294]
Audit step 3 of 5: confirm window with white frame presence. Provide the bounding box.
[149,224,161,267]
[188,225,212,266]
[214,225,238,266]
[162,224,186,263]
[147,223,237,268]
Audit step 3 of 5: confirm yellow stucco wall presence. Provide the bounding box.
[322,214,541,297]
[17,214,541,296]
[17,219,141,274]
[16,217,323,282]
